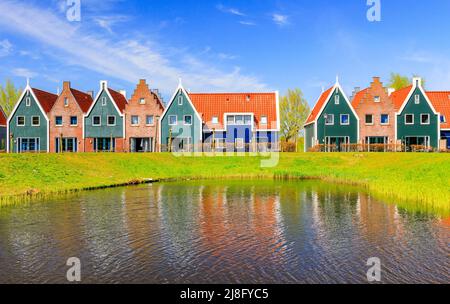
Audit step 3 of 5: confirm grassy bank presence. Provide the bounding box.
[0,153,449,214]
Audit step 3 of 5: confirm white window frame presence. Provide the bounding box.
[131,115,139,126]
[365,114,374,125]
[214,138,225,149]
[139,98,146,105]
[380,114,390,125]
[146,115,154,126]
[64,98,69,107]
[70,116,78,126]
[405,114,414,125]
[92,116,101,126]
[169,115,177,126]
[184,115,193,126]
[325,114,334,125]
[107,115,116,126]
[374,96,380,103]
[31,116,40,127]
[340,114,350,125]
[25,97,31,107]
[235,138,244,149]
[17,116,25,126]
[420,113,430,125]
[335,95,340,105]
[261,116,268,125]
[178,96,183,106]
[441,115,447,123]
[101,97,107,106]
[55,116,63,126]
[414,94,420,104]
[211,116,219,124]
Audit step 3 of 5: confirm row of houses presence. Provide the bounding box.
[0,79,280,153]
[304,77,450,152]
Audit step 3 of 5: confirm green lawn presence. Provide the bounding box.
[0,152,449,215]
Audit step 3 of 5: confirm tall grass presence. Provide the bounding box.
[0,153,448,214]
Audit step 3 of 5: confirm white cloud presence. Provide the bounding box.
[218,53,237,60]
[400,53,433,63]
[239,21,256,26]
[12,68,37,78]
[0,1,267,94]
[93,15,130,34]
[0,39,13,57]
[272,14,289,26]
[217,4,246,16]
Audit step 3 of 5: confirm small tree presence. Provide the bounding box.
[387,73,426,90]
[0,79,22,116]
[280,89,310,152]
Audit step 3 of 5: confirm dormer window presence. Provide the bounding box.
[414,94,420,104]
[261,116,268,125]
[178,95,183,106]
[441,115,447,123]
[212,116,219,124]
[374,96,380,103]
[335,95,340,105]
[101,97,107,106]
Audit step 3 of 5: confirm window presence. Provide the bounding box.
[107,116,116,126]
[131,115,139,126]
[324,114,334,125]
[335,95,340,105]
[244,115,252,125]
[235,115,243,124]
[374,96,380,103]
[93,116,101,126]
[365,114,374,125]
[146,115,154,125]
[261,116,268,125]
[178,95,183,105]
[101,97,107,106]
[55,116,63,126]
[139,98,145,105]
[415,94,420,104]
[441,115,447,123]
[17,116,25,126]
[25,97,31,107]
[70,116,78,126]
[340,114,350,125]
[212,116,219,124]
[64,98,69,107]
[184,115,192,125]
[227,116,234,124]
[381,114,389,125]
[420,113,430,125]
[235,138,244,149]
[215,138,225,149]
[169,115,177,125]
[32,116,40,126]
[405,114,414,125]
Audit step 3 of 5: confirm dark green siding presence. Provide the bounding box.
[85,90,124,138]
[304,123,315,151]
[160,89,202,150]
[9,90,48,152]
[397,87,439,148]
[316,89,358,144]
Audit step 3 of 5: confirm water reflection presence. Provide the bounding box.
[0,180,448,283]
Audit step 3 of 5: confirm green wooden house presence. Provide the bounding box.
[304,78,359,152]
[84,81,128,152]
[7,82,58,153]
[395,78,440,150]
[159,82,202,152]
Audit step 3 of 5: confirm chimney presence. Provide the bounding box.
[63,81,71,91]
[372,76,381,84]
[139,79,146,85]
[87,91,94,98]
[119,90,127,98]
[350,87,361,100]
[388,88,395,96]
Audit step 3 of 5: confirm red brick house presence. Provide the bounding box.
[124,79,164,152]
[351,77,397,148]
[49,81,93,152]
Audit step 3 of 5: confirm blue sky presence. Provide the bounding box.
[1,0,450,106]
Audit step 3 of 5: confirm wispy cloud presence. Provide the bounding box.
[272,13,289,26]
[217,4,246,16]
[0,1,267,94]
[12,68,36,78]
[400,52,434,63]
[239,21,256,26]
[93,15,130,34]
[218,53,237,60]
[0,39,13,57]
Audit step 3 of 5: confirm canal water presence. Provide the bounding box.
[0,180,448,283]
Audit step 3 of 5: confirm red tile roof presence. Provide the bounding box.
[32,88,58,113]
[0,105,6,126]
[70,88,94,113]
[188,92,278,130]
[304,87,333,125]
[426,91,450,129]
[390,85,412,111]
[108,88,128,113]
[351,88,369,108]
